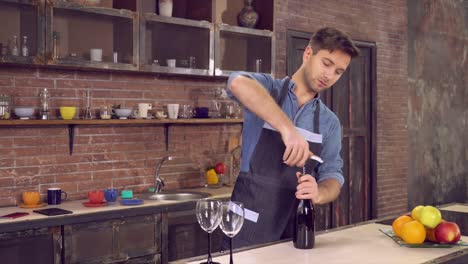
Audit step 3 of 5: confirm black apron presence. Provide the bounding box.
[231,77,322,248]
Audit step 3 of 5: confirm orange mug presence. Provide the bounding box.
[88,191,104,204]
[22,191,41,205]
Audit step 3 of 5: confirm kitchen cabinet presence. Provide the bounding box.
[63,214,161,264]
[0,0,45,65]
[45,0,139,71]
[162,208,226,263]
[0,226,62,264]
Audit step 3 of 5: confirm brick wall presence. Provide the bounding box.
[0,0,409,218]
[274,0,409,217]
[0,66,242,206]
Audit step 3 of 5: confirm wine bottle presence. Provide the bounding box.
[293,183,315,249]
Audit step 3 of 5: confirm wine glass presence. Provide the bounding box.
[220,201,244,264]
[196,199,222,264]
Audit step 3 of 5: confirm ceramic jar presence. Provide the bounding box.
[238,0,259,28]
[159,0,173,17]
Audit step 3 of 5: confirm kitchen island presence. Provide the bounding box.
[177,204,468,264]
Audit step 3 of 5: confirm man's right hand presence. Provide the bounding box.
[281,127,310,167]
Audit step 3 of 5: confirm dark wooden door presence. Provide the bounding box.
[287,30,376,230]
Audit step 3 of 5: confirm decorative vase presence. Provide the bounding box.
[237,0,259,28]
[159,0,173,17]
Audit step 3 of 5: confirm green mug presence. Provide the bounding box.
[121,190,133,199]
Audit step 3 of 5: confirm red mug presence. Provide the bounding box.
[88,191,104,204]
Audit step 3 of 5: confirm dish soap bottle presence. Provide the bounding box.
[293,172,315,249]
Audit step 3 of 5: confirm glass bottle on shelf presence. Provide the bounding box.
[39,88,50,120]
[11,35,19,56]
[52,32,60,59]
[22,36,29,57]
[83,91,94,120]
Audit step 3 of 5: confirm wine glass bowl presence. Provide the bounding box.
[196,199,222,264]
[196,199,222,232]
[220,201,245,264]
[220,201,244,237]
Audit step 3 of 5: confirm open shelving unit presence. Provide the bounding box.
[0,0,45,65]
[44,0,139,71]
[0,0,275,77]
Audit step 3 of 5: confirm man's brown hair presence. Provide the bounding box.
[309,27,360,58]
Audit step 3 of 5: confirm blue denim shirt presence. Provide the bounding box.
[227,72,344,187]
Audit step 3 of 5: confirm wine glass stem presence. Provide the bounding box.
[230,237,233,264]
[207,232,212,263]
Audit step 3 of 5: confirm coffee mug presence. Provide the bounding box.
[22,191,41,205]
[88,190,104,204]
[138,103,152,118]
[167,59,176,68]
[104,188,118,203]
[90,48,103,62]
[121,190,133,199]
[47,188,68,205]
[193,107,209,118]
[167,104,179,119]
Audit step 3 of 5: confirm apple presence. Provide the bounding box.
[419,206,442,229]
[214,162,226,174]
[411,205,424,221]
[435,221,461,244]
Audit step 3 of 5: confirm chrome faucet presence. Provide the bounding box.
[154,156,173,193]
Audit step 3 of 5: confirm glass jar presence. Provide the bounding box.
[0,94,11,119]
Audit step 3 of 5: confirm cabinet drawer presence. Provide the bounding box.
[64,214,161,264]
[0,227,61,264]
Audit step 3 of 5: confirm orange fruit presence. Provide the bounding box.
[425,227,437,242]
[392,215,413,237]
[401,220,426,244]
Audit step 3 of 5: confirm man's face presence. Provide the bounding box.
[302,46,352,94]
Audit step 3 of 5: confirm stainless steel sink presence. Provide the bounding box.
[141,191,210,201]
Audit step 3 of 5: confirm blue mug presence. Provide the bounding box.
[47,188,67,205]
[104,188,118,202]
[193,107,209,118]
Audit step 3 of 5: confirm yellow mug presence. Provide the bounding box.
[22,191,41,205]
[60,106,77,120]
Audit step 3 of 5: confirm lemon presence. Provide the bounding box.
[206,169,218,185]
[411,205,424,221]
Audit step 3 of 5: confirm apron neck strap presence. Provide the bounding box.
[277,77,290,107]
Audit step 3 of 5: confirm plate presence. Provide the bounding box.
[120,199,144,206]
[82,201,107,207]
[19,203,47,209]
[379,228,468,248]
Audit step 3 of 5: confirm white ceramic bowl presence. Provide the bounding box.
[14,107,35,119]
[114,108,132,119]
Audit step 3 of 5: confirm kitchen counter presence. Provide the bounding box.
[0,186,233,233]
[178,222,467,264]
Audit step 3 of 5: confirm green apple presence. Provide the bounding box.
[411,205,424,221]
[419,206,442,229]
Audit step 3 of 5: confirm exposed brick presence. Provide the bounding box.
[38,68,75,79]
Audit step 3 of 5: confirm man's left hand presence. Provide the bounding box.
[295,172,320,203]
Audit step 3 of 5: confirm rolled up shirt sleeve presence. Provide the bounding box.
[227,71,275,103]
[317,114,345,187]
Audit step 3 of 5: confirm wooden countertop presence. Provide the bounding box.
[0,186,233,232]
[180,223,467,264]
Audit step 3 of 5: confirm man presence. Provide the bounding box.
[227,27,359,248]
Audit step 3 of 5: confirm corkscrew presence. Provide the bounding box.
[302,155,323,175]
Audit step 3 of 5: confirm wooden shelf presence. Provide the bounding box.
[0,118,243,155]
[0,118,242,126]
